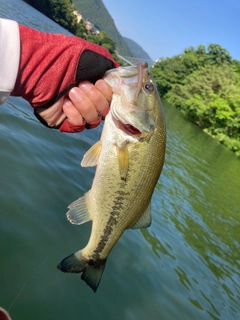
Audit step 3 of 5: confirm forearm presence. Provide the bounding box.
[0,18,20,105]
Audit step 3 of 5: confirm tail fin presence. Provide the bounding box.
[57,251,106,293]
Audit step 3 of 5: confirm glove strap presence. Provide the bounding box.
[34,107,109,132]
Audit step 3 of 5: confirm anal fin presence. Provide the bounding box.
[66,191,91,225]
[131,203,152,229]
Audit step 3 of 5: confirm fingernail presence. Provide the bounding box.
[70,87,83,101]
[100,81,109,91]
[95,79,109,93]
[79,82,93,93]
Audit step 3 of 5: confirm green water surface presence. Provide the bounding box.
[0,1,239,319]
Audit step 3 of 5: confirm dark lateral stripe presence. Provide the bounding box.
[91,191,129,260]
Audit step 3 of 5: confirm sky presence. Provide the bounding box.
[102,0,240,62]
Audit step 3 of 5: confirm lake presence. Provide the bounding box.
[0,1,239,319]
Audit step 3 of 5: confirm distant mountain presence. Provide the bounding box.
[72,0,133,57]
[123,37,152,60]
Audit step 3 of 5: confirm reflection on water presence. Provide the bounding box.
[141,228,175,260]
[0,1,240,320]
[138,101,240,319]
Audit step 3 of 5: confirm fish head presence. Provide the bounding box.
[104,61,161,138]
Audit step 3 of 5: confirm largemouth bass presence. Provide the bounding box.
[57,61,166,292]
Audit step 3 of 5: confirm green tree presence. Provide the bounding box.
[24,0,77,33]
[232,59,240,76]
[75,19,87,38]
[166,63,240,154]
[24,0,122,64]
[207,44,232,65]
[151,56,189,97]
[151,43,240,155]
[151,43,233,98]
[48,0,77,33]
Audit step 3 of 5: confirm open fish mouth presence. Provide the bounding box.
[115,119,142,135]
[123,124,141,135]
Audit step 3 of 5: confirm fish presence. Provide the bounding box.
[57,61,166,292]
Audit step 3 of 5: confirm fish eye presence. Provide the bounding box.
[144,83,154,92]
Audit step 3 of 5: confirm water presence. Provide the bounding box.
[0,1,239,319]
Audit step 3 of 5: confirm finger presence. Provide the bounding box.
[69,85,99,123]
[95,79,112,103]
[62,97,84,125]
[39,96,66,127]
[78,81,110,116]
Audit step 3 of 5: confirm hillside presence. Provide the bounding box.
[72,0,133,57]
[123,37,152,61]
[25,0,153,62]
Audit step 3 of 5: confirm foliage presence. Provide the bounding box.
[24,0,123,65]
[75,19,87,38]
[151,44,240,156]
[232,59,240,76]
[25,0,77,33]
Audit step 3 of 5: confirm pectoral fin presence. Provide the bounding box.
[81,140,102,167]
[67,191,92,225]
[131,203,152,229]
[117,144,129,180]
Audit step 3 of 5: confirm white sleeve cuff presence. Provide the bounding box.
[0,18,20,105]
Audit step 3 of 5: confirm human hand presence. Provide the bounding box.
[38,79,112,133]
[11,24,119,133]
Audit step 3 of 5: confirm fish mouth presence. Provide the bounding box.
[122,123,141,135]
[117,120,141,136]
[114,117,151,138]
